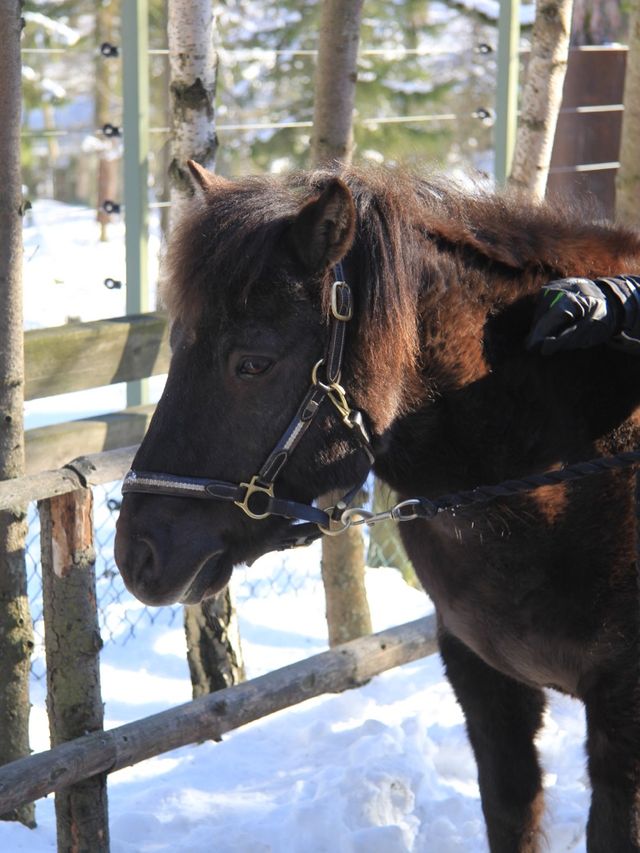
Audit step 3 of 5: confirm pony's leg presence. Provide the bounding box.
[584,664,640,852]
[439,630,546,853]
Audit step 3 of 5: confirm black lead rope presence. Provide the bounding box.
[330,449,640,537]
[250,448,640,552]
[413,450,640,519]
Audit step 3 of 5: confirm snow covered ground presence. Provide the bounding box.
[1,552,589,853]
[6,200,592,851]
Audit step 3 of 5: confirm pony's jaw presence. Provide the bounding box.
[178,555,232,604]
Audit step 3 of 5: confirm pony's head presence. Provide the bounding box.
[114,164,418,605]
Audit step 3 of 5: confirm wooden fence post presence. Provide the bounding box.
[310,1,372,647]
[184,594,246,697]
[39,488,109,853]
[320,488,372,648]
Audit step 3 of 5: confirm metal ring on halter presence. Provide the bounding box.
[311,359,355,427]
[317,508,353,536]
[233,476,275,520]
[311,358,340,391]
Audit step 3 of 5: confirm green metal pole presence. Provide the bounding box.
[122,0,149,406]
[495,0,520,185]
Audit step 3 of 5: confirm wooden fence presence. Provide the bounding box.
[0,449,437,847]
[24,312,169,474]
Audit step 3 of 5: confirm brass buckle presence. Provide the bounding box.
[311,358,339,390]
[312,360,368,438]
[326,381,353,427]
[234,475,274,520]
[312,361,352,425]
[330,281,352,321]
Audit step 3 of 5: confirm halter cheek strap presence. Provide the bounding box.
[122,264,374,548]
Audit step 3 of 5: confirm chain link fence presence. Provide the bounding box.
[26,479,334,681]
[26,476,417,682]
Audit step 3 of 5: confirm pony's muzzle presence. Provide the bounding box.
[114,493,227,606]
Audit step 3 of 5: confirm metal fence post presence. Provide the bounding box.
[495,0,520,185]
[122,0,150,406]
[39,488,109,852]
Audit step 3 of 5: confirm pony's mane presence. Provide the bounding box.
[162,165,640,394]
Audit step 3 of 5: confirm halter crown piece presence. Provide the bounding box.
[122,263,375,550]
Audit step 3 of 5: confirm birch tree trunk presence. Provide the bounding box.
[167,0,218,226]
[310,0,372,646]
[310,0,364,167]
[167,0,245,695]
[0,1,35,828]
[508,0,574,202]
[616,2,640,228]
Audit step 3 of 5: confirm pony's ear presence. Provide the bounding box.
[288,178,356,271]
[187,160,233,194]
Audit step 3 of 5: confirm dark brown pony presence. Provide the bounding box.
[115,163,640,852]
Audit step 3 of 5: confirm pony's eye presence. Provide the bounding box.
[237,356,273,377]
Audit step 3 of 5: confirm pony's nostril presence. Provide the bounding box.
[132,538,156,586]
[122,537,180,606]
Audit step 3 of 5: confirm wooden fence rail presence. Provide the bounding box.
[0,614,438,816]
[25,312,169,401]
[24,312,168,474]
[0,450,135,846]
[0,446,136,514]
[25,405,155,477]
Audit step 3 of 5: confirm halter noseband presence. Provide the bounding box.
[121,264,374,550]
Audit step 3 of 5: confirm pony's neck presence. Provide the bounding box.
[345,168,640,456]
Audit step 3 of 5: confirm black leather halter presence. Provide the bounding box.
[122,264,374,550]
